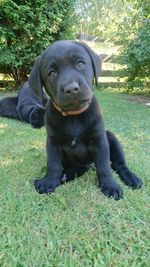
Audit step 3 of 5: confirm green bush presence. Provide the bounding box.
[120,20,150,89]
[119,0,150,89]
[0,0,77,88]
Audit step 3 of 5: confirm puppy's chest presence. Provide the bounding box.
[66,120,84,140]
[52,118,94,163]
[54,119,89,146]
[62,121,90,161]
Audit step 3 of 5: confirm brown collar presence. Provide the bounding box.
[52,100,91,116]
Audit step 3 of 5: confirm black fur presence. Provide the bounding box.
[0,81,47,128]
[29,40,143,200]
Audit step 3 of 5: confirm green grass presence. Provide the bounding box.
[0,91,150,267]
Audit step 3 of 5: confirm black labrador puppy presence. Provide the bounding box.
[0,81,47,128]
[29,40,143,200]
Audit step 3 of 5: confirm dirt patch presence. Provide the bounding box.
[124,95,150,105]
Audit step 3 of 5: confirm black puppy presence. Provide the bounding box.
[29,40,143,200]
[0,81,47,128]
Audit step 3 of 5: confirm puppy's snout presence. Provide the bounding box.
[61,82,80,96]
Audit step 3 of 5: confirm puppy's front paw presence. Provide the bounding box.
[34,176,60,194]
[101,180,123,200]
[30,105,45,128]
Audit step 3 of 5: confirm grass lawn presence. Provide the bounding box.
[0,90,150,267]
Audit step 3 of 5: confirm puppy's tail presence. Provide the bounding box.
[0,96,19,120]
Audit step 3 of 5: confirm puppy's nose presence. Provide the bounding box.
[62,82,80,95]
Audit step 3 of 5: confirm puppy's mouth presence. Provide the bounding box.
[52,97,92,116]
[60,98,92,111]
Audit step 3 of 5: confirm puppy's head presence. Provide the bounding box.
[29,41,102,111]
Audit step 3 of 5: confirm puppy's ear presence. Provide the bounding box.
[28,56,43,98]
[79,42,102,85]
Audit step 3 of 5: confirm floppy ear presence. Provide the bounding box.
[79,42,102,85]
[28,56,43,99]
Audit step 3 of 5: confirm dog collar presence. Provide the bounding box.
[52,100,91,116]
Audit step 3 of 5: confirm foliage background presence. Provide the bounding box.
[76,0,150,89]
[0,0,77,87]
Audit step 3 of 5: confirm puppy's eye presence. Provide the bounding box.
[76,61,85,70]
[48,70,57,78]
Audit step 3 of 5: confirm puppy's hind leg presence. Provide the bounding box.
[0,96,19,119]
[106,130,143,189]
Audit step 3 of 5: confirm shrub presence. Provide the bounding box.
[119,0,150,89]
[0,0,77,88]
